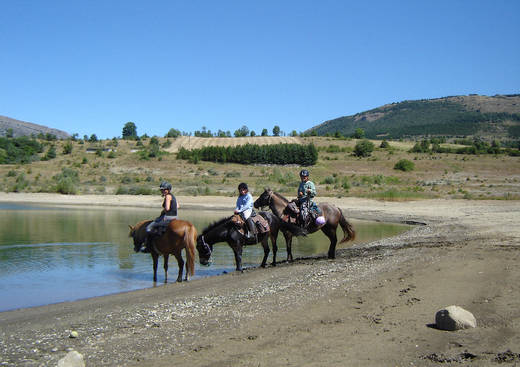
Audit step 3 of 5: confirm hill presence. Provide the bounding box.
[0,115,70,139]
[311,94,520,140]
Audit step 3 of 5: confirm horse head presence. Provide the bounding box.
[196,235,213,266]
[129,221,149,253]
[254,187,272,209]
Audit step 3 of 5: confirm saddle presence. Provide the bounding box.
[231,214,270,236]
[283,200,324,230]
[282,200,300,226]
[149,220,174,237]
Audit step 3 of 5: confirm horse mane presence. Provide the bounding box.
[202,215,233,235]
[271,190,290,203]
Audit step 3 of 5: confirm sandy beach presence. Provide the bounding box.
[1,192,519,366]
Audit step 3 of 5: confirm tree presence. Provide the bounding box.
[122,122,137,140]
[166,128,181,138]
[272,125,281,136]
[261,129,268,136]
[234,125,249,137]
[352,128,365,139]
[89,134,98,143]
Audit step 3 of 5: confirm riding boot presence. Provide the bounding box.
[246,217,257,239]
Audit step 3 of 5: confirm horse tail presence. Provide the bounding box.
[184,223,196,277]
[338,208,356,244]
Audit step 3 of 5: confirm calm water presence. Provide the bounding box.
[0,202,409,311]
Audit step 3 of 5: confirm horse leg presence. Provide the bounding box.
[282,231,294,262]
[163,254,169,283]
[322,225,338,259]
[232,243,243,272]
[269,231,278,266]
[260,236,270,268]
[152,252,159,282]
[175,251,185,282]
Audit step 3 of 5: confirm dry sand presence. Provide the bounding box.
[0,193,519,366]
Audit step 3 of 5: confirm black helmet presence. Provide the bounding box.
[159,181,172,191]
[238,182,248,191]
[299,169,309,177]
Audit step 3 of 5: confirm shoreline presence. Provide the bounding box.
[1,193,520,366]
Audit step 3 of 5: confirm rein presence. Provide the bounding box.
[200,235,212,257]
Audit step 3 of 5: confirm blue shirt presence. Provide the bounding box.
[235,192,253,213]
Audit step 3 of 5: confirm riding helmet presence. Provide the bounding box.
[238,182,248,191]
[159,181,172,191]
[299,169,309,177]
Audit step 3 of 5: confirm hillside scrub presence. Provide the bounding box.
[0,136,519,200]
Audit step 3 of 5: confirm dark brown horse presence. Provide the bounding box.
[196,211,306,272]
[129,219,197,283]
[254,188,355,260]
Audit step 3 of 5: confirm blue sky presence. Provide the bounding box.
[1,1,519,139]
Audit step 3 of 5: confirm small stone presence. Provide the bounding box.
[69,331,79,338]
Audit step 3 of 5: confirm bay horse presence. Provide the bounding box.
[196,211,306,272]
[254,188,356,260]
[129,219,197,283]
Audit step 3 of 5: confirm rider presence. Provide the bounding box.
[297,169,319,226]
[234,182,256,239]
[143,181,179,252]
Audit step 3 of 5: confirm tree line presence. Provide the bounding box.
[177,143,318,165]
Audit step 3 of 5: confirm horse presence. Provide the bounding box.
[129,219,197,283]
[196,211,306,272]
[254,188,356,260]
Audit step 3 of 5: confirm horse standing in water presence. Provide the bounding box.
[196,211,305,272]
[129,219,197,282]
[254,188,356,260]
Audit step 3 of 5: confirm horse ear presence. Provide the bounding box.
[264,187,270,191]
[128,225,134,230]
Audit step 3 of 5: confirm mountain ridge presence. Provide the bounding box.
[0,115,70,139]
[310,94,520,139]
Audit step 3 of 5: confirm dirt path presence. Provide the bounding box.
[0,195,519,366]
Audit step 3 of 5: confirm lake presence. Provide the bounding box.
[0,202,410,311]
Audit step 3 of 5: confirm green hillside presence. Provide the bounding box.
[311,95,520,140]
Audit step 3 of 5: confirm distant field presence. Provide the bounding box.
[1,136,519,201]
[164,136,302,152]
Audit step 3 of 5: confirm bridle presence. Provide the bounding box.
[199,235,212,258]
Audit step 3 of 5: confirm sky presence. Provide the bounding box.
[1,1,519,139]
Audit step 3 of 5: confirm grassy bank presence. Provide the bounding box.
[1,136,519,200]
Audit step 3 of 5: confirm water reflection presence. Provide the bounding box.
[0,202,409,311]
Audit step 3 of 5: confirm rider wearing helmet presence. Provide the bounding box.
[143,181,179,252]
[297,169,318,226]
[298,169,316,204]
[234,182,256,239]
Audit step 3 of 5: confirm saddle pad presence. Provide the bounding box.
[253,215,270,234]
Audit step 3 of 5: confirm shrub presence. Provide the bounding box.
[394,159,415,172]
[56,177,78,194]
[354,140,375,157]
[62,142,73,155]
